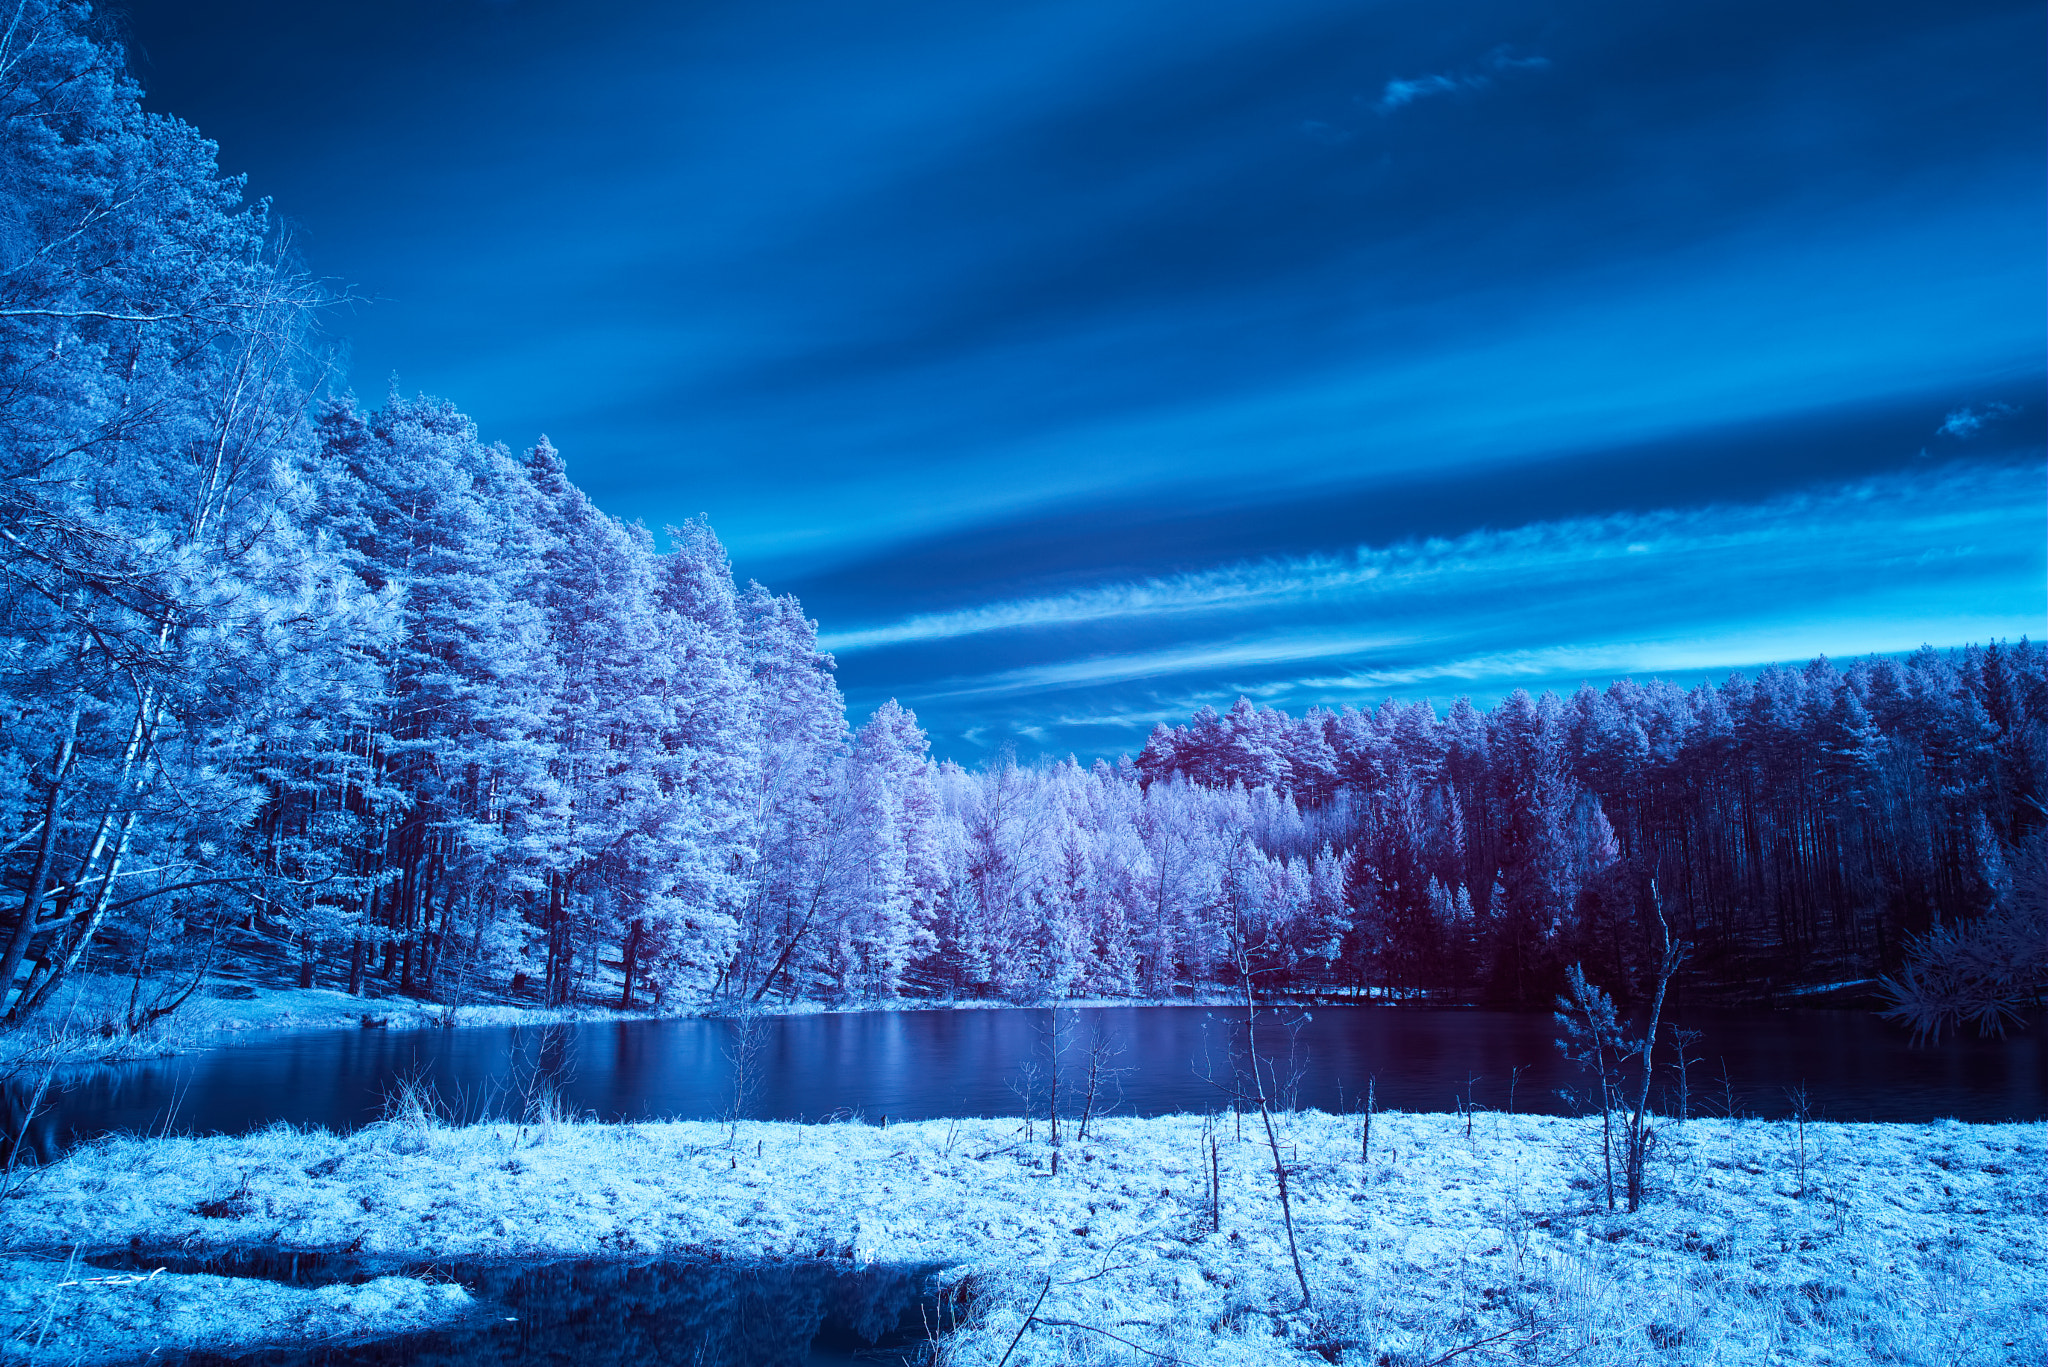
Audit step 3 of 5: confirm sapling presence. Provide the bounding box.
[1498,1150,1533,1287]
[1716,1057,1741,1120]
[1617,889,1688,1211]
[1554,965,1620,1211]
[1196,1131,1212,1237]
[1198,1111,1222,1233]
[1787,1083,1810,1198]
[1033,1007,1076,1174]
[1669,1026,1704,1122]
[1214,872,1315,1308]
[1009,1060,1041,1143]
[1074,1022,1127,1142]
[507,1024,574,1148]
[1275,1013,1310,1114]
[721,1001,766,1150]
[1555,883,1689,1213]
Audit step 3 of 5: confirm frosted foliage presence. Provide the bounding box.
[5,1114,2040,1367]
[815,700,940,1002]
[2,0,2043,1026]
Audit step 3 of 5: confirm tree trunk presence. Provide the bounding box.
[1233,905,1312,1310]
[426,876,456,989]
[620,918,643,1008]
[1624,884,1685,1213]
[0,736,75,1018]
[751,881,827,1004]
[14,805,143,1024]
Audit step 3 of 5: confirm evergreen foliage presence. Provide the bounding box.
[1,2,2040,1029]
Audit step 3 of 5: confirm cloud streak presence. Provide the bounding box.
[917,630,1427,698]
[829,459,2043,758]
[821,463,2037,657]
[1375,45,1550,113]
[139,0,2041,762]
[1938,402,2021,439]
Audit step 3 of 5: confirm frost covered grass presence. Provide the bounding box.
[1,1108,2039,1366]
[0,1252,473,1365]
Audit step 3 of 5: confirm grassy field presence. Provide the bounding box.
[2,1104,2040,1365]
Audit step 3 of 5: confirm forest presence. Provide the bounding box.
[2,0,2042,1040]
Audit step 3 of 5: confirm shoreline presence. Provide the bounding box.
[0,975,1330,1073]
[1,1110,2039,1365]
[3,972,1923,1073]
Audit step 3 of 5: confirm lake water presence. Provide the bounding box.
[7,1005,2041,1162]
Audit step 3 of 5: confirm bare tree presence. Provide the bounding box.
[1555,883,1689,1214]
[1008,1058,1041,1144]
[1034,1007,1076,1174]
[722,1001,768,1150]
[1668,1025,1705,1122]
[1619,888,1687,1211]
[1074,1021,1128,1141]
[1554,964,1619,1211]
[1194,825,1314,1308]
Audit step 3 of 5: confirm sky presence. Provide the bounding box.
[120,0,2044,762]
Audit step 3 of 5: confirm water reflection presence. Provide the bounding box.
[8,1005,2041,1161]
[152,1257,945,1367]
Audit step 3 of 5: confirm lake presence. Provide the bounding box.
[9,1004,2040,1163]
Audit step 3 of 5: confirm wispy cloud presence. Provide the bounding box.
[822,558,1390,650]
[1938,401,2021,438]
[821,464,2034,656]
[829,459,2043,744]
[1376,73,1463,112]
[920,630,1425,698]
[1051,710,1193,729]
[1375,45,1550,113]
[1288,617,2038,696]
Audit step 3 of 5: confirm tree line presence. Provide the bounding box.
[1122,658,2042,1015]
[2,2,2040,1033]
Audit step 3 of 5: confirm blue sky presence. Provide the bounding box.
[125,0,2044,760]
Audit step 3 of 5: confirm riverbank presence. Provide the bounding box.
[2,1109,2038,1365]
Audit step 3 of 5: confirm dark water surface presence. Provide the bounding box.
[112,1254,945,1367]
[10,1005,2042,1159]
